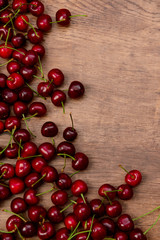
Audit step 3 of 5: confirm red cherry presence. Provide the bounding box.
[56,172,72,190]
[22,50,38,67]
[91,222,107,240]
[0,26,13,41]
[20,141,38,159]
[0,9,12,24]
[14,15,29,32]
[117,184,133,200]
[15,159,31,177]
[13,101,28,118]
[41,166,58,182]
[32,44,45,58]
[41,121,58,137]
[20,66,37,82]
[74,203,91,221]
[115,232,128,240]
[47,206,64,224]
[82,217,98,230]
[37,14,52,32]
[12,47,27,62]
[5,116,21,131]
[68,81,85,98]
[0,43,13,59]
[20,221,37,238]
[29,101,47,117]
[5,143,19,159]
[48,68,64,87]
[11,33,26,48]
[2,88,18,104]
[25,172,41,188]
[57,141,76,157]
[117,214,134,232]
[7,61,21,74]
[51,190,68,206]
[90,198,105,218]
[1,233,15,240]
[101,218,116,237]
[9,177,25,194]
[37,81,54,97]
[14,129,30,143]
[98,184,116,200]
[72,152,89,171]
[63,127,77,141]
[27,28,43,44]
[12,0,28,13]
[6,215,23,232]
[129,228,147,240]
[11,197,27,213]
[31,156,47,172]
[56,9,71,26]
[64,213,78,230]
[0,73,7,88]
[7,73,24,90]
[28,205,47,222]
[0,184,10,200]
[51,90,66,107]
[71,179,88,197]
[38,142,56,161]
[0,120,5,133]
[29,0,44,16]
[125,170,142,187]
[38,222,55,240]
[106,200,122,218]
[0,102,10,119]
[24,188,40,205]
[0,163,15,179]
[55,227,69,240]
[18,86,34,102]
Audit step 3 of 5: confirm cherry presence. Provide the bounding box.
[51,90,66,110]
[38,142,56,161]
[37,81,54,97]
[0,9,12,24]
[68,81,85,98]
[14,15,29,32]
[41,121,58,137]
[0,184,10,200]
[2,89,18,104]
[32,44,45,58]
[20,221,37,238]
[29,0,44,16]
[51,190,68,206]
[38,222,55,239]
[9,177,25,194]
[106,200,122,218]
[0,0,8,8]
[25,172,41,188]
[22,50,38,67]
[12,47,27,62]
[13,101,28,118]
[11,33,26,48]
[74,196,88,208]
[23,188,40,205]
[117,214,134,232]
[63,126,77,141]
[55,227,69,240]
[12,0,28,13]
[0,26,13,41]
[0,73,7,88]
[7,61,20,74]
[31,156,47,172]
[6,215,23,232]
[37,14,52,32]
[125,170,142,187]
[101,218,116,236]
[114,232,128,240]
[71,179,88,197]
[18,86,34,102]
[56,9,71,26]
[7,73,24,90]
[41,165,58,182]
[56,172,72,190]
[1,233,15,240]
[48,68,64,87]
[47,206,64,224]
[29,101,47,117]
[5,143,19,159]
[14,128,30,143]
[130,228,147,240]
[0,163,15,179]
[91,222,107,240]
[98,184,116,201]
[64,213,78,230]
[11,197,27,213]
[82,217,98,230]
[57,141,76,157]
[117,184,133,200]
[72,152,89,171]
[28,205,47,222]
[5,116,21,130]
[0,43,13,59]
[20,66,37,82]
[15,159,31,177]
[90,199,105,217]
[27,28,43,44]
[74,203,91,221]
[0,120,4,134]
[20,141,38,159]
[75,232,91,240]
[0,102,10,119]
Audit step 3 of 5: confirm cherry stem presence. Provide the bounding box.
[70,113,74,130]
[0,127,16,155]
[0,182,9,188]
[61,155,66,172]
[33,75,47,82]
[18,154,42,160]
[86,215,95,240]
[18,139,22,158]
[70,171,80,178]
[21,16,39,37]
[104,189,122,193]
[97,198,105,209]
[25,82,46,100]
[23,112,38,120]
[0,58,13,67]
[2,209,26,222]
[10,16,16,36]
[132,206,160,221]
[70,200,77,204]
[0,230,14,233]
[15,224,25,240]
[61,101,65,114]
[104,192,112,205]
[68,221,81,240]
[0,4,10,12]
[57,153,75,161]
[22,114,36,138]
[0,46,25,55]
[36,187,54,196]
[119,165,134,179]
[60,202,73,213]
[144,214,160,235]
[31,173,46,187]
[81,193,86,204]
[0,170,7,179]
[38,56,44,78]
[5,28,11,46]
[50,14,87,24]
[4,9,20,27]
[52,138,55,146]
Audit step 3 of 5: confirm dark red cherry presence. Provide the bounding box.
[41,121,58,137]
[13,101,28,118]
[20,141,38,159]
[82,217,98,230]
[38,222,55,240]
[41,166,58,182]
[11,197,27,213]
[71,179,88,197]
[98,184,116,200]
[23,188,39,205]
[74,203,91,221]
[38,142,56,161]
[56,172,72,190]
[64,213,78,230]
[12,48,27,62]
[27,28,43,44]
[0,43,13,59]
[125,170,142,187]
[0,102,10,119]
[90,198,105,217]
[0,9,12,24]
[117,184,133,200]
[5,143,19,159]
[72,152,89,171]
[51,90,66,107]
[47,206,64,224]
[1,233,15,240]
[14,15,29,32]
[73,196,88,209]
[15,159,31,177]
[32,44,45,58]
[7,73,24,90]
[25,172,41,188]
[129,228,147,240]
[31,157,47,172]
[101,218,116,236]
[37,81,54,97]
[0,73,7,88]
[11,33,26,48]
[75,233,91,240]
[0,26,13,41]
[48,68,64,87]
[7,61,20,74]
[55,227,69,240]
[115,232,128,240]
[37,14,52,32]
[0,184,10,200]
[0,163,15,179]
[20,221,37,238]
[20,66,37,82]
[22,50,38,67]
[18,86,34,102]
[51,190,68,206]
[29,101,47,117]
[2,89,18,104]
[56,9,71,26]
[14,129,30,143]
[6,215,23,232]
[57,141,76,157]
[12,0,28,13]
[117,214,134,232]
[28,205,47,222]
[106,200,122,218]
[5,116,21,130]
[9,177,25,194]
[0,120,4,133]
[91,222,107,240]
[63,127,77,141]
[68,81,85,99]
[29,0,44,16]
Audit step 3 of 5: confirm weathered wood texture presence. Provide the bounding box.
[0,0,160,239]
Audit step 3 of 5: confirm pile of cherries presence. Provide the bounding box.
[0,0,159,239]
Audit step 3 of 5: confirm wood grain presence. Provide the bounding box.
[0,0,160,238]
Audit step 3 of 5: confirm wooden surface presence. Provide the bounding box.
[1,0,160,239]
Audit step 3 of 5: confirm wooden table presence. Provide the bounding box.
[0,0,160,239]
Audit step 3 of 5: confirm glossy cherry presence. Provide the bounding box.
[51,90,66,108]
[11,33,26,48]
[25,172,41,188]
[0,9,12,24]
[29,101,47,117]
[71,179,88,197]
[56,9,71,26]
[64,213,78,230]
[47,206,64,224]
[23,188,40,205]
[129,228,147,240]
[5,116,21,130]
[7,61,20,74]
[38,142,55,161]
[72,152,89,171]
[117,214,134,232]
[7,73,24,90]
[115,232,128,240]
[56,172,72,190]
[11,197,27,213]
[117,184,133,200]
[28,205,47,222]
[57,141,76,157]
[51,190,68,206]
[12,0,28,13]
[20,141,38,159]
[0,184,10,200]
[0,102,10,119]
[18,86,34,102]
[0,163,15,179]
[0,43,13,59]
[1,89,18,104]
[14,15,29,32]
[38,222,55,239]
[13,101,28,118]
[14,129,30,143]
[68,81,85,98]
[32,44,45,58]
[74,203,91,221]
[31,156,47,172]
[12,48,27,62]
[55,227,69,240]
[22,50,38,67]
[0,73,7,88]
[9,177,25,194]
[125,170,142,187]
[41,121,58,137]
[98,184,116,200]
[15,159,31,177]
[29,0,44,16]
[20,221,37,238]
[20,66,37,82]
[41,165,58,182]
[6,215,23,232]
[48,68,64,87]
[0,26,13,41]
[90,198,105,217]
[1,233,15,240]
[5,143,19,159]
[37,81,54,97]
[27,28,43,44]
[106,200,122,218]
[37,14,52,32]
[91,222,107,240]
[101,218,116,236]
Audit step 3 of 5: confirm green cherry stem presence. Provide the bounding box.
[31,173,46,187]
[10,16,16,36]
[18,154,42,160]
[33,75,47,82]
[69,230,91,240]
[0,46,25,54]
[61,155,66,172]
[81,193,86,204]
[86,215,95,240]
[119,165,134,179]
[36,187,54,197]
[69,171,80,178]
[0,230,14,234]
[70,113,75,130]
[2,209,26,222]
[104,189,122,193]
[68,221,81,240]
[38,56,44,78]
[0,4,10,12]
[0,58,13,67]
[18,139,22,158]
[144,214,160,235]
[61,101,65,114]
[22,114,36,138]
[22,113,38,120]
[0,182,9,188]
[25,82,46,100]
[4,9,20,27]
[5,27,11,46]
[133,206,160,221]
[60,202,73,213]
[0,170,7,179]
[15,224,25,240]
[0,127,16,155]
[57,153,75,161]
[21,16,39,37]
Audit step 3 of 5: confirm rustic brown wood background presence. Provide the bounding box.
[1,0,160,239]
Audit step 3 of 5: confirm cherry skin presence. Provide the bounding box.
[117,184,133,200]
[28,205,47,222]
[64,213,78,230]
[51,90,66,107]
[38,142,56,161]
[91,222,107,240]
[72,152,89,171]
[7,73,24,90]
[2,89,18,104]
[106,200,122,218]
[71,179,88,197]
[5,116,21,130]
[37,81,54,97]
[20,141,38,160]
[6,215,23,232]
[0,102,10,119]
[20,221,37,238]
[0,0,8,8]
[22,50,38,67]
[23,188,40,205]
[74,203,91,221]
[0,43,13,59]
[47,206,64,224]
[82,217,98,230]
[0,184,10,200]
[13,101,28,118]
[56,9,71,26]
[20,66,37,82]
[14,129,30,143]
[29,101,47,117]
[38,222,55,240]
[57,141,76,157]
[29,0,44,16]
[31,157,47,172]
[117,214,134,232]
[63,127,77,141]
[56,172,72,190]
[32,44,45,58]
[25,172,41,188]
[41,121,58,137]
[9,177,25,194]
[0,73,7,88]
[51,190,68,206]
[12,0,28,13]
[37,14,52,32]
[18,86,34,102]
[98,184,116,200]
[90,198,105,217]
[114,232,128,240]
[48,68,64,87]
[0,120,4,134]
[125,170,142,187]
[129,228,147,240]
[73,196,88,209]
[27,28,43,44]
[11,197,27,213]
[14,15,29,32]
[5,143,19,159]
[12,48,27,63]
[7,61,21,74]
[55,227,69,240]
[0,26,13,41]
[68,81,85,98]
[0,9,12,24]
[11,33,26,48]
[0,163,15,179]
[41,166,58,182]
[75,233,91,240]
[15,159,31,177]
[1,233,15,240]
[101,218,116,236]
